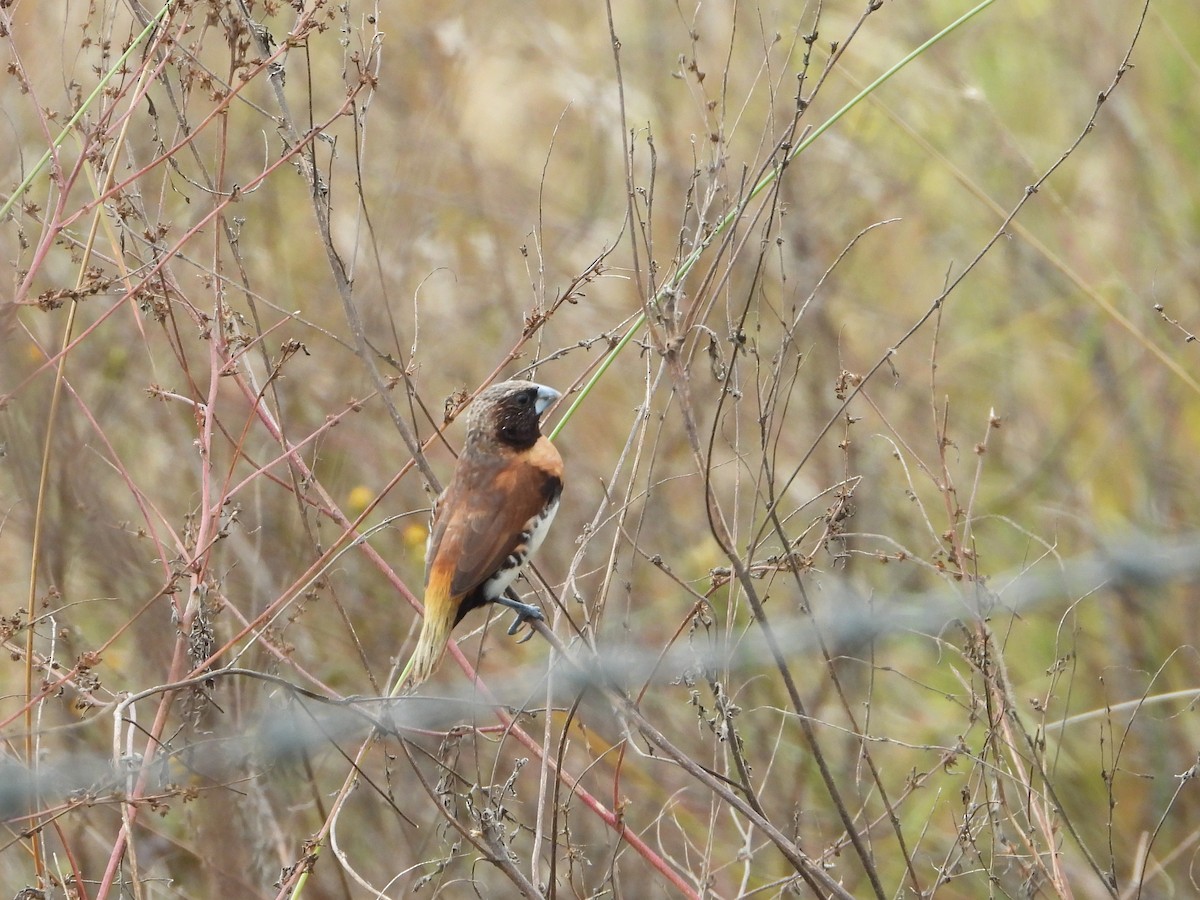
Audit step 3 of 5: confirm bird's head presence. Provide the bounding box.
[467,380,561,450]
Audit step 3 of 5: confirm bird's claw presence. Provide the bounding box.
[505,607,543,640]
[509,614,539,642]
[497,595,544,638]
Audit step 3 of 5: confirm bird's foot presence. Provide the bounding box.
[495,595,544,640]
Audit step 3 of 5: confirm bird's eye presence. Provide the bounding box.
[515,392,532,406]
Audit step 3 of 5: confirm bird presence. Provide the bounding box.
[406,379,563,687]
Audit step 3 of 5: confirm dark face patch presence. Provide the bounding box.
[493,387,544,448]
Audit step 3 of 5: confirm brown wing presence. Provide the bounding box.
[425,438,562,598]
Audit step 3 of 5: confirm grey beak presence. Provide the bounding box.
[533,384,561,416]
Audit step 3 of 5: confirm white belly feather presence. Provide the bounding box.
[481,496,560,598]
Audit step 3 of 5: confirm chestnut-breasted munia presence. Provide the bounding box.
[407,380,563,686]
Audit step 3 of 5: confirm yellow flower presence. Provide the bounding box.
[346,485,374,515]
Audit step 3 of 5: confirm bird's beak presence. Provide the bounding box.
[533,384,561,416]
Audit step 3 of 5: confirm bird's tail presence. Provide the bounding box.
[405,605,455,688]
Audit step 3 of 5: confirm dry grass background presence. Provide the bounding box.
[3,0,1200,897]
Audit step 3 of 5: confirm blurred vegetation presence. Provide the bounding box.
[2,0,1200,897]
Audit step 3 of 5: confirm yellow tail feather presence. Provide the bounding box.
[406,603,456,688]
